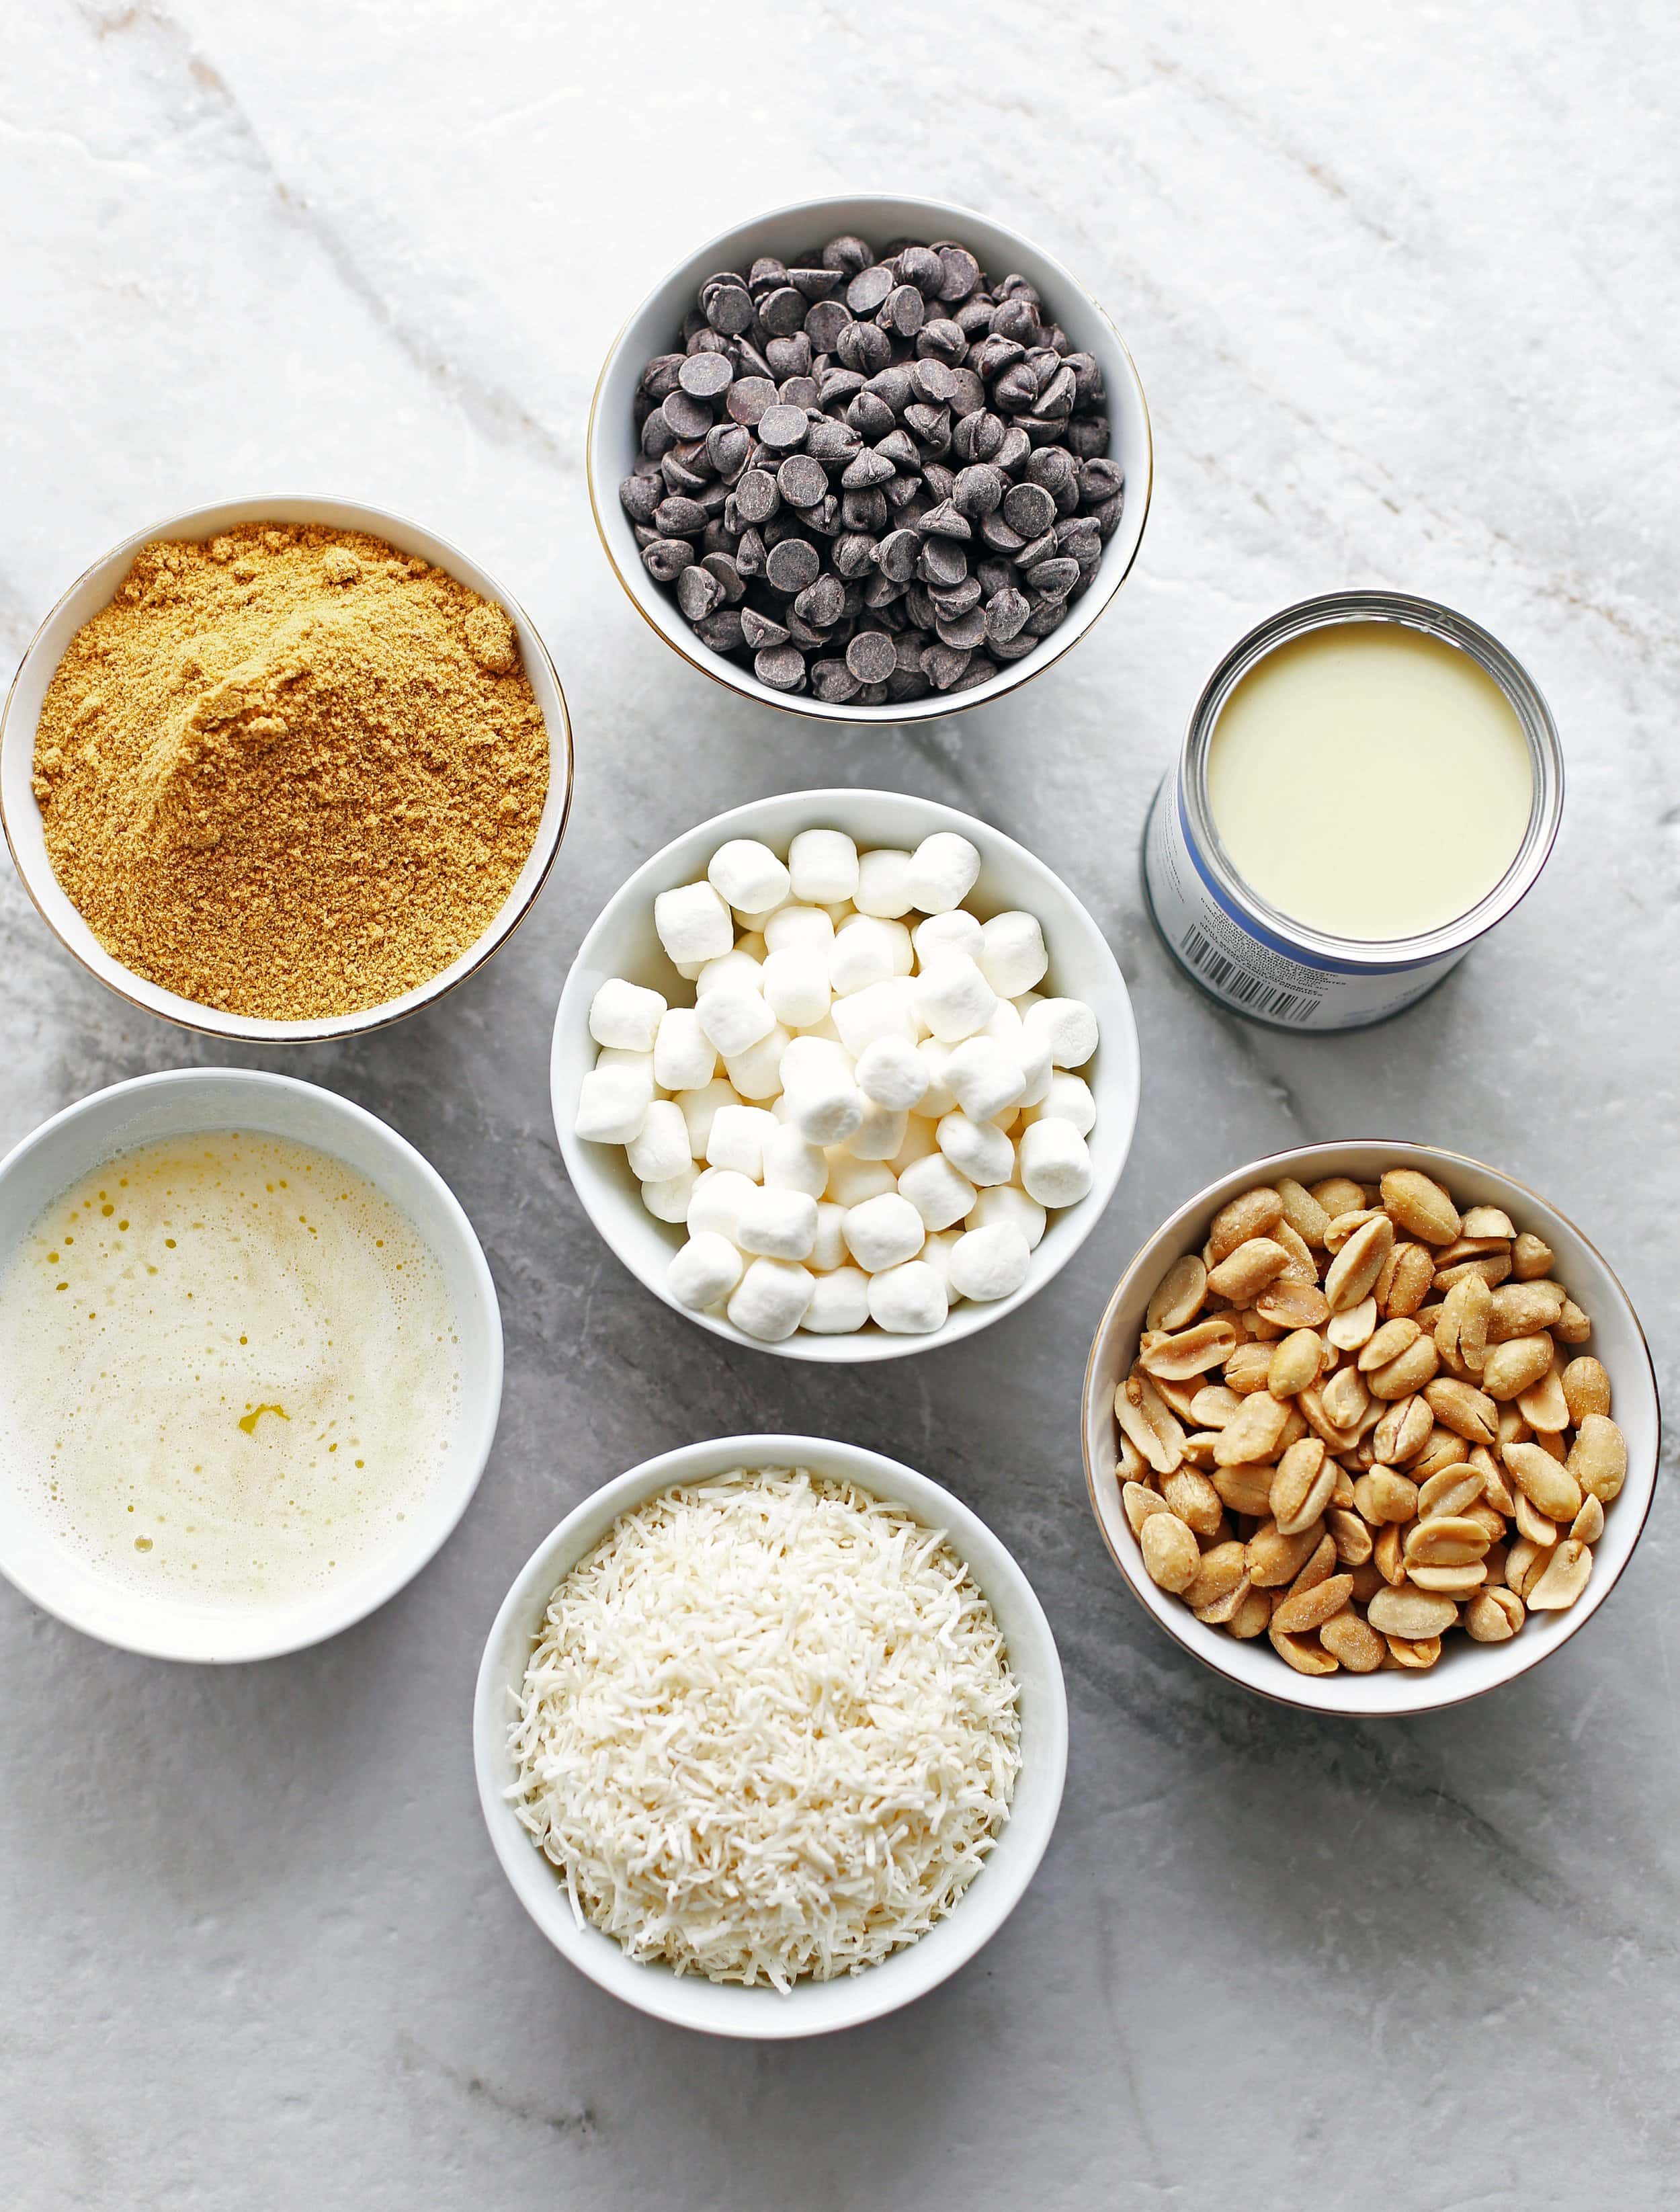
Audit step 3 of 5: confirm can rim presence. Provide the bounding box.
[1179,590,1564,971]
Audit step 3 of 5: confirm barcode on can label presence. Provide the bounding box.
[1180,926,1322,1024]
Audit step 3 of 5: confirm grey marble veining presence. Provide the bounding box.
[3,3,1677,2207]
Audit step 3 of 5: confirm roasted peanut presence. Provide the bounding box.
[1208,1187,1285,1263]
[1325,1215,1395,1313]
[1482,1334,1557,1403]
[1146,1253,1208,1333]
[1140,1511,1201,1592]
[1511,1231,1554,1280]
[1568,1414,1627,1503]
[1206,1237,1291,1304]
[1561,1357,1611,1426]
[1381,1168,1462,1245]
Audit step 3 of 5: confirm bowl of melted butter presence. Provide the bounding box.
[0,1069,502,1661]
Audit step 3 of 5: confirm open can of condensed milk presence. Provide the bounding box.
[1144,590,1564,1030]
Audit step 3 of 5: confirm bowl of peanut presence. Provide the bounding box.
[1081,1143,1659,1713]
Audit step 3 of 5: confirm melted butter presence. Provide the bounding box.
[0,1132,462,1608]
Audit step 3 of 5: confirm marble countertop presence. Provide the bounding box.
[3,3,1677,2206]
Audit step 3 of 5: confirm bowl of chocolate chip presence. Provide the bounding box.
[589,194,1152,722]
[0,496,573,1042]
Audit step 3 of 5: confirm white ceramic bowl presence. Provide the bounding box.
[0,1068,503,1662]
[474,1432,1068,2038]
[0,495,574,1042]
[1082,1141,1661,1717]
[552,788,1140,1362]
[588,192,1152,723]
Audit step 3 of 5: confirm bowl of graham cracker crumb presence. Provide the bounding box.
[0,497,573,1041]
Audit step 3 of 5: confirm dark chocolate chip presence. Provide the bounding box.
[765,536,821,595]
[726,376,778,426]
[846,264,895,314]
[642,538,696,583]
[740,607,789,649]
[619,475,663,525]
[777,453,829,508]
[705,284,755,336]
[757,403,810,451]
[754,645,807,690]
[821,234,874,276]
[678,352,734,399]
[845,629,897,684]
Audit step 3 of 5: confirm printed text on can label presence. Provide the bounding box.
[1143,779,1467,1030]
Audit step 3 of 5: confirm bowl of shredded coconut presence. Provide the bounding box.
[474,1435,1068,2037]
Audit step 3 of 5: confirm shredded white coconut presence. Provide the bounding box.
[508,1466,1021,1992]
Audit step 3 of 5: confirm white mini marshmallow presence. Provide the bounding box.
[788,827,859,905]
[734,898,790,935]
[594,1044,659,1079]
[589,977,666,1052]
[829,915,911,994]
[686,1167,757,1243]
[867,1260,948,1336]
[802,1266,871,1334]
[978,910,1048,997]
[667,1233,744,1312]
[1025,1071,1097,1136]
[800,1012,844,1044]
[761,948,831,1029]
[1023,995,1099,1070]
[846,1100,908,1161]
[820,900,855,927]
[706,1102,778,1178]
[906,831,981,915]
[914,952,997,1043]
[696,985,775,1059]
[1018,1117,1093,1207]
[763,903,835,955]
[696,947,763,997]
[810,1200,849,1272]
[761,1123,828,1197]
[984,1000,1053,1101]
[854,1032,928,1112]
[788,1080,865,1147]
[896,1151,978,1231]
[674,960,704,982]
[890,1116,939,1176]
[915,1038,958,1118]
[842,1192,925,1273]
[575,1064,653,1144]
[948,1224,1032,1303]
[919,1224,956,1284]
[655,880,733,966]
[727,1258,814,1342]
[969,1183,1047,1250]
[653,1007,717,1092]
[781,1038,865,1144]
[943,1036,1027,1122]
[724,1024,791,1100]
[832,979,919,1057]
[936,1110,1015,1188]
[708,838,790,916]
[854,847,915,918]
[913,908,984,965]
[734,930,767,963]
[737,1186,819,1260]
[642,1163,700,1223]
[825,1153,896,1207]
[675,1077,741,1157]
[626,1098,691,1183]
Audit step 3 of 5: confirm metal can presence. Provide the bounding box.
[1143,590,1564,1031]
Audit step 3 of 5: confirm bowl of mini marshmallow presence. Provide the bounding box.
[552,789,1139,1360]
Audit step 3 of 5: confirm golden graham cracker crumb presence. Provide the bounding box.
[32,522,548,1020]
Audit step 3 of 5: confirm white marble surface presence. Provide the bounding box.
[3,3,1677,2205]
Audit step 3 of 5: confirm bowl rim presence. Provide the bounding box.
[551,784,1140,1362]
[0,1065,505,1662]
[586,189,1154,725]
[472,1430,1069,2038]
[0,493,575,1044]
[1080,1138,1663,1718]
